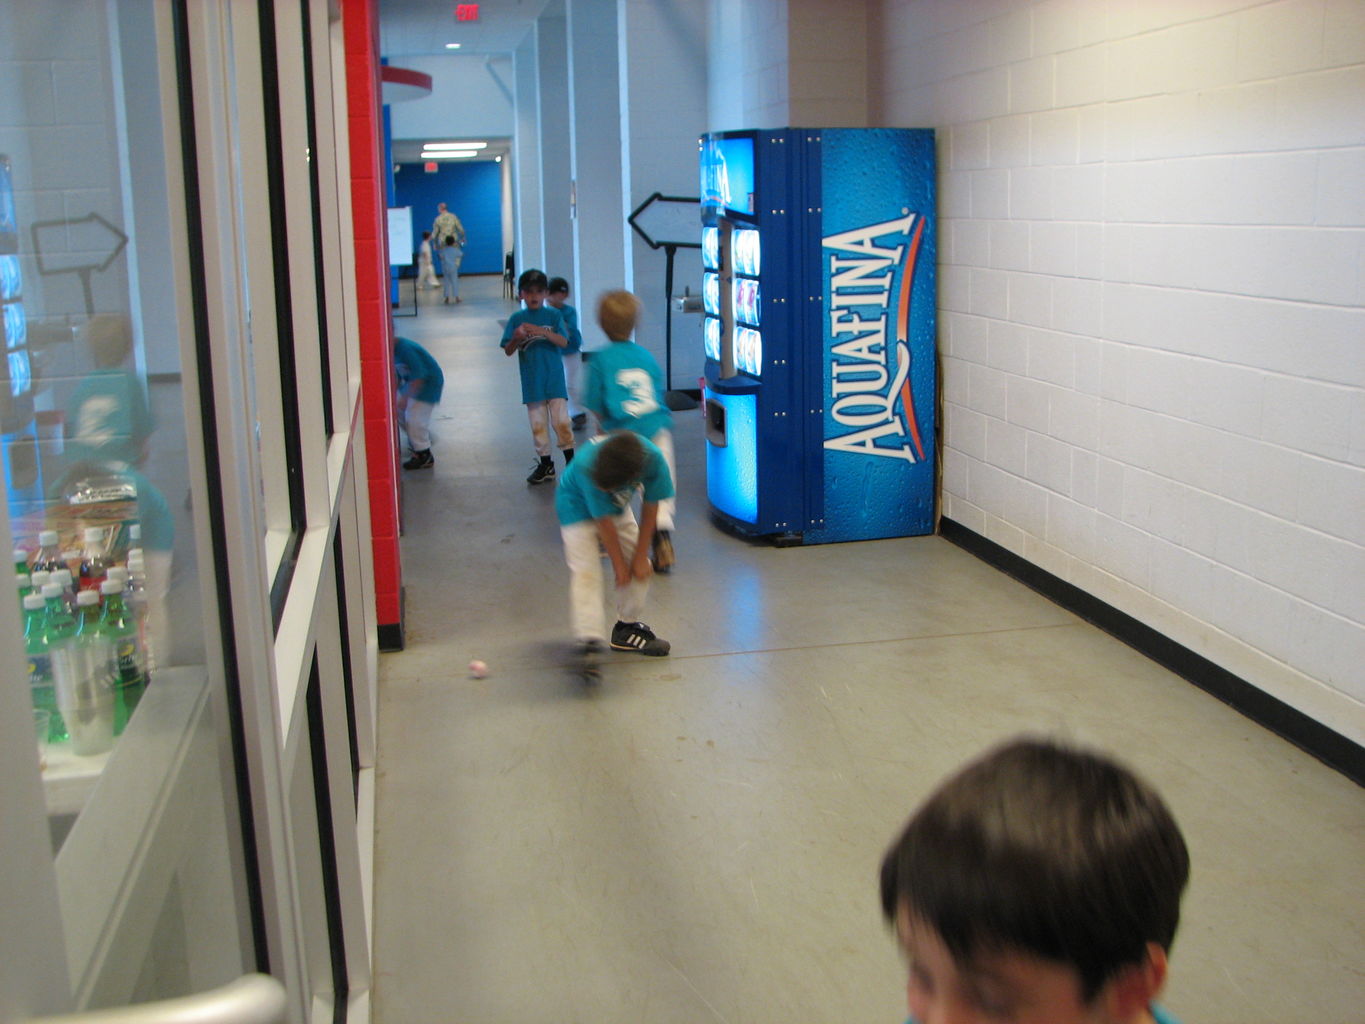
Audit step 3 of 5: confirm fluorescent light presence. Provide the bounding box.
[423,141,487,151]
[445,42,461,49]
[420,151,477,160]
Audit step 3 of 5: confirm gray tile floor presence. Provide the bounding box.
[373,275,1365,1024]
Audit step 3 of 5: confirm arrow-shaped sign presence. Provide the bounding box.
[628,192,702,250]
[30,212,128,276]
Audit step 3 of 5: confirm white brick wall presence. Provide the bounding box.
[873,0,1365,742]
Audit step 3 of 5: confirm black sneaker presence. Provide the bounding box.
[526,460,556,485]
[572,412,588,430]
[403,449,435,470]
[610,620,670,656]
[651,530,674,573]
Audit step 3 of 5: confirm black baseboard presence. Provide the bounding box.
[377,621,404,652]
[939,517,1363,787]
[378,586,406,652]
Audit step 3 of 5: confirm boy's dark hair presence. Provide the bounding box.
[444,235,455,247]
[422,230,431,239]
[518,268,549,292]
[590,431,646,491]
[879,736,1189,1001]
[547,276,570,295]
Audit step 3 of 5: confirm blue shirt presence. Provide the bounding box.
[502,307,568,403]
[393,337,445,403]
[551,301,583,353]
[555,434,674,526]
[583,339,672,439]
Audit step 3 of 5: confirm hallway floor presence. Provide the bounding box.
[372,276,1364,1024]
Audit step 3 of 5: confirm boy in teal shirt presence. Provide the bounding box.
[582,289,676,571]
[393,335,444,470]
[555,431,672,658]
[880,737,1189,1024]
[547,276,587,431]
[502,269,574,484]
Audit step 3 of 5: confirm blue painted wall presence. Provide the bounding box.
[394,161,503,275]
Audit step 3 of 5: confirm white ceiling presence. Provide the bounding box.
[379,0,551,164]
[378,0,550,60]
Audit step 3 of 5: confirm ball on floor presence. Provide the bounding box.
[468,659,488,679]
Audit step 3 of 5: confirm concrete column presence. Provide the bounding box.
[512,30,544,273]
[566,0,629,347]
[535,14,574,282]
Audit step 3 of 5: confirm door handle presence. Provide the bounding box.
[28,974,287,1024]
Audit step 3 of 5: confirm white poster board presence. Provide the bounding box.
[387,206,413,266]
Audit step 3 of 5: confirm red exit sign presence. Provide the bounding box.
[455,3,479,20]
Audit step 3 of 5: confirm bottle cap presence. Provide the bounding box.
[84,526,104,543]
[127,547,144,561]
[30,570,50,588]
[38,530,59,546]
[107,567,129,584]
[77,590,99,606]
[15,572,29,587]
[129,524,141,540]
[13,548,27,561]
[101,579,124,595]
[41,583,62,599]
[23,594,44,610]
[52,569,73,586]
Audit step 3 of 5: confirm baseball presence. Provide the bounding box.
[468,659,488,679]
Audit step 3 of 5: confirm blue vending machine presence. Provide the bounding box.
[0,154,43,515]
[699,127,936,544]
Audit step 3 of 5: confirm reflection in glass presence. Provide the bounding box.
[3,0,247,1001]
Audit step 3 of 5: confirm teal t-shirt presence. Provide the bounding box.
[554,434,674,526]
[552,302,583,353]
[582,339,672,439]
[502,307,568,403]
[65,368,154,467]
[393,336,445,403]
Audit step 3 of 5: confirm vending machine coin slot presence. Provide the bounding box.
[705,398,727,447]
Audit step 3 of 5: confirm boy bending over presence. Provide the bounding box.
[555,430,673,658]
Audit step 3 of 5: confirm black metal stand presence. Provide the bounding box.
[626,192,702,412]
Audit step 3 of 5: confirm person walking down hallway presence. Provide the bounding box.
[432,202,466,305]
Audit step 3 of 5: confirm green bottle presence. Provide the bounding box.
[99,578,147,731]
[42,581,78,746]
[24,592,63,742]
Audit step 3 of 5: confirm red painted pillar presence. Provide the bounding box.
[341,0,404,648]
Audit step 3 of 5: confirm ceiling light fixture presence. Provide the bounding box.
[420,151,477,159]
[445,43,461,49]
[423,141,487,150]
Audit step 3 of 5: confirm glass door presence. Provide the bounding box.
[0,1,261,1016]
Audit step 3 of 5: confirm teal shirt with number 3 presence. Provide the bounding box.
[583,339,672,440]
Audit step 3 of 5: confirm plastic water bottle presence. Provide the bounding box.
[43,582,79,749]
[24,592,64,743]
[78,526,112,592]
[50,568,77,612]
[58,589,115,756]
[125,551,152,673]
[13,547,30,576]
[15,572,30,603]
[31,530,64,574]
[99,578,147,732]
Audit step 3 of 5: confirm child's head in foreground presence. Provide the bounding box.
[597,289,640,341]
[590,430,646,492]
[880,736,1189,1024]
